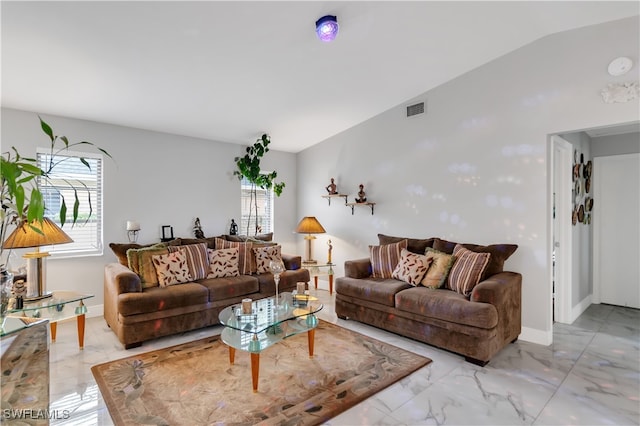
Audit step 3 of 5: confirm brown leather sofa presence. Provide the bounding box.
[104,236,309,349]
[335,235,521,366]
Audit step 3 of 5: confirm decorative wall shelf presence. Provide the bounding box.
[321,194,348,205]
[346,202,376,215]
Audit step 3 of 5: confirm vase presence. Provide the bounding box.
[0,267,14,318]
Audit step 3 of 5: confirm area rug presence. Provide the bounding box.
[92,321,431,425]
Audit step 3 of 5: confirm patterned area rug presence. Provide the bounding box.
[92,321,431,425]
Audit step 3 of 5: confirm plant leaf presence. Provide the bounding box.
[39,116,55,142]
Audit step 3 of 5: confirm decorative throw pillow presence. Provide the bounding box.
[378,234,436,255]
[207,248,240,278]
[152,250,192,287]
[168,243,209,280]
[392,249,432,286]
[126,244,169,288]
[215,238,254,275]
[448,244,491,297]
[433,238,517,280]
[369,239,408,279]
[421,248,457,289]
[110,242,151,266]
[253,245,282,274]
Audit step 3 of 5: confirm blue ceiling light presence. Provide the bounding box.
[315,15,338,42]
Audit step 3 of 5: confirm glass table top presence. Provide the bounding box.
[7,291,93,320]
[219,292,323,353]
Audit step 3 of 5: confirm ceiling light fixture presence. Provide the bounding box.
[315,15,338,42]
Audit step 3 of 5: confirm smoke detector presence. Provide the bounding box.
[607,57,633,76]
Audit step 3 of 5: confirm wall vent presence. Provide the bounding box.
[406,102,425,117]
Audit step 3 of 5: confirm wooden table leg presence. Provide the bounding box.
[329,275,334,295]
[50,322,57,342]
[307,329,315,358]
[229,346,235,364]
[314,276,319,290]
[77,314,86,349]
[251,352,260,392]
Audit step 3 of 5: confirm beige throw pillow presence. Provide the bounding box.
[253,245,282,274]
[421,248,457,289]
[152,250,192,287]
[168,243,209,280]
[207,248,240,278]
[392,249,432,286]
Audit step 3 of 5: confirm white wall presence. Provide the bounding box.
[592,132,640,157]
[296,16,639,344]
[1,108,299,308]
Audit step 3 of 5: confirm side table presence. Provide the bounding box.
[301,262,335,294]
[7,291,93,349]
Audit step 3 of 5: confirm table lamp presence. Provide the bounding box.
[2,218,73,300]
[295,217,326,264]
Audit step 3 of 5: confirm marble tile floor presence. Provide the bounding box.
[47,290,639,425]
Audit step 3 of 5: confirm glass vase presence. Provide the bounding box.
[0,267,14,319]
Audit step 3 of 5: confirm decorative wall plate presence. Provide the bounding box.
[585,177,591,193]
[578,205,585,223]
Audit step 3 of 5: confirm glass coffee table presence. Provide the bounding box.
[7,291,93,349]
[219,292,323,392]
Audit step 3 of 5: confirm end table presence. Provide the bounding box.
[301,262,335,294]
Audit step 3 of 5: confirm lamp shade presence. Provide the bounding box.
[3,218,74,249]
[295,217,326,234]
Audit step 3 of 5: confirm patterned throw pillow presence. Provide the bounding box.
[253,245,282,274]
[448,244,491,297]
[207,248,240,278]
[392,249,432,286]
[152,250,192,287]
[421,248,457,289]
[168,243,209,280]
[369,240,408,279]
[215,238,254,275]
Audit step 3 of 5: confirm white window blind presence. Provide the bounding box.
[37,149,103,257]
[240,176,274,236]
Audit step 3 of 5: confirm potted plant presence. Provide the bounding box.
[233,134,285,236]
[1,116,111,314]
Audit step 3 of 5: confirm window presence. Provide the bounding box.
[240,176,274,236]
[37,149,103,257]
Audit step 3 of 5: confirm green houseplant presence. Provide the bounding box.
[1,117,111,314]
[233,134,285,236]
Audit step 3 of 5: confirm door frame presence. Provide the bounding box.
[550,135,573,324]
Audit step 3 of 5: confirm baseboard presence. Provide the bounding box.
[570,295,592,323]
[520,326,552,346]
[87,303,104,319]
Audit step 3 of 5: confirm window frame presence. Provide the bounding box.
[240,175,275,236]
[36,148,104,258]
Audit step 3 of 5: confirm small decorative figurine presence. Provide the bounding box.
[193,217,205,238]
[327,239,333,264]
[326,178,338,195]
[229,219,238,235]
[356,184,367,203]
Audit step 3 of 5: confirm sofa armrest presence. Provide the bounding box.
[344,258,372,279]
[104,262,142,294]
[282,253,302,270]
[471,271,522,340]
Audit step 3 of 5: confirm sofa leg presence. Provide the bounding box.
[465,356,488,367]
[337,314,348,320]
[511,337,518,344]
[124,342,142,350]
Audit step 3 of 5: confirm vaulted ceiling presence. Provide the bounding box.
[2,1,638,152]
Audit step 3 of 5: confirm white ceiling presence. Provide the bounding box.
[2,1,638,152]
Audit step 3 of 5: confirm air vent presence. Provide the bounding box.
[406,102,425,117]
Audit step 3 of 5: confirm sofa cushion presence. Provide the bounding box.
[421,248,457,289]
[253,245,282,274]
[369,240,408,279]
[433,238,518,280]
[335,276,412,307]
[168,243,209,280]
[378,234,436,255]
[392,249,432,286]
[448,245,491,297]
[197,275,259,302]
[207,247,240,278]
[179,236,220,249]
[225,232,273,242]
[110,242,151,266]
[394,287,498,329]
[118,283,209,316]
[152,250,192,286]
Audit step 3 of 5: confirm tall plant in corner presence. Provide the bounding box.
[0,116,112,266]
[234,134,285,236]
